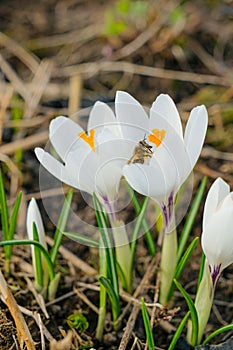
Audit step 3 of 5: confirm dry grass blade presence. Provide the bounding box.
[68,75,82,119]
[0,153,23,196]
[25,277,49,319]
[23,25,102,50]
[19,305,55,343]
[0,130,48,155]
[118,257,156,350]
[0,32,39,73]
[110,0,181,61]
[55,61,232,86]
[49,330,73,350]
[0,270,36,350]
[187,38,229,76]
[0,54,30,101]
[24,59,53,119]
[0,84,14,143]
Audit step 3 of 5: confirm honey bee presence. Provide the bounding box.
[127,139,154,165]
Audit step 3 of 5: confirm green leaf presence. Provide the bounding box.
[6,191,22,260]
[173,279,198,346]
[197,253,206,289]
[0,239,55,281]
[93,193,119,301]
[168,311,190,350]
[99,275,120,324]
[167,237,199,301]
[115,259,128,292]
[130,0,148,17]
[170,6,185,24]
[67,311,89,333]
[177,177,207,262]
[96,235,107,341]
[141,298,155,350]
[126,183,155,256]
[104,10,127,36]
[9,191,22,240]
[0,170,9,240]
[116,0,130,14]
[130,196,149,275]
[175,237,199,280]
[63,231,99,247]
[48,272,60,301]
[50,189,73,264]
[203,324,233,345]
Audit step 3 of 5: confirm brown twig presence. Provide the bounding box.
[0,54,30,101]
[68,75,82,119]
[0,32,39,73]
[0,83,14,143]
[24,59,53,119]
[0,270,36,350]
[118,257,156,350]
[55,61,232,86]
[0,130,48,155]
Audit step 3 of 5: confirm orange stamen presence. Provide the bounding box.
[148,128,166,148]
[78,129,96,151]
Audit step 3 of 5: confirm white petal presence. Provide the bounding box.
[49,116,84,161]
[96,162,123,202]
[35,147,91,194]
[115,91,149,142]
[202,207,233,269]
[148,117,189,187]
[88,101,121,136]
[150,94,183,138]
[123,162,178,203]
[184,105,208,174]
[203,178,230,229]
[220,192,233,209]
[97,131,134,166]
[27,198,47,248]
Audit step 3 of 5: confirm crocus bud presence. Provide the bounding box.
[201,177,233,287]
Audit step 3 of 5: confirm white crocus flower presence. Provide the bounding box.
[202,177,233,286]
[27,198,48,291]
[188,178,233,345]
[35,102,133,211]
[119,91,208,229]
[117,91,208,304]
[35,101,137,292]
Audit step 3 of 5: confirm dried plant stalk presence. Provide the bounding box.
[0,270,36,350]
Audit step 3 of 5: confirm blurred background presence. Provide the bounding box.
[0,0,233,199]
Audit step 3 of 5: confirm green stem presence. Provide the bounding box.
[187,260,214,345]
[130,196,149,277]
[126,183,155,256]
[159,223,177,305]
[93,194,119,301]
[110,219,132,293]
[50,189,73,265]
[96,236,107,341]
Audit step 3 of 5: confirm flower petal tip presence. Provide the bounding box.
[49,115,67,133]
[34,147,45,161]
[116,90,139,105]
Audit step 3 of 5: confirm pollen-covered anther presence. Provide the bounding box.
[78,129,96,151]
[148,128,166,148]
